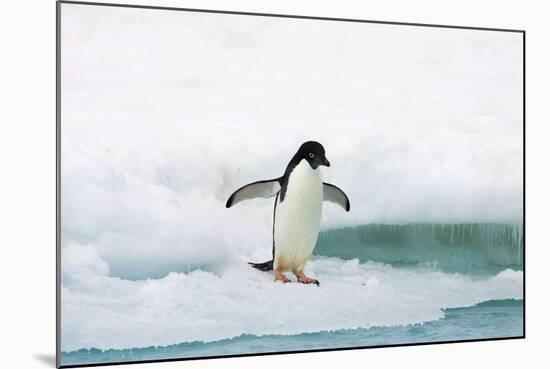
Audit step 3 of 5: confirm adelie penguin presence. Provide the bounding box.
[226,141,350,286]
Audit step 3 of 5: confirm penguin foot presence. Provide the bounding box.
[294,272,320,286]
[274,270,291,284]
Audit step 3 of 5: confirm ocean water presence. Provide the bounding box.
[61,223,524,367]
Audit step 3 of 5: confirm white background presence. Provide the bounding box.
[0,0,548,368]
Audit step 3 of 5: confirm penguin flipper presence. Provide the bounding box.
[226,179,281,208]
[323,182,351,211]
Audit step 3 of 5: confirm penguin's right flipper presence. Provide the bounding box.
[226,179,281,208]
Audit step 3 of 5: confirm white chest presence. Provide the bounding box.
[273,160,323,271]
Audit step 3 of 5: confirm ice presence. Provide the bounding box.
[61,4,523,278]
[61,256,523,352]
[61,4,523,229]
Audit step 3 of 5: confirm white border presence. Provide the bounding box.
[1,1,549,369]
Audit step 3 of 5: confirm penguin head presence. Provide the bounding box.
[297,141,330,169]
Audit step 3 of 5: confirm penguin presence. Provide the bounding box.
[226,141,350,286]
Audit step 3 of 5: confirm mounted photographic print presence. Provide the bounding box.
[57,1,525,367]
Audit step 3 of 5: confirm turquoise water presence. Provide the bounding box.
[61,223,524,367]
[61,299,523,366]
[316,223,524,275]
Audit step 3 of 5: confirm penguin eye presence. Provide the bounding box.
[308,153,315,159]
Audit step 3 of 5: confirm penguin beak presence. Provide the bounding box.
[322,156,331,167]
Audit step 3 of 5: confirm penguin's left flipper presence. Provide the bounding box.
[226,179,281,208]
[323,182,351,211]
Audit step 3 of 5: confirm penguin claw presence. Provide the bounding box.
[308,279,320,287]
[296,275,320,286]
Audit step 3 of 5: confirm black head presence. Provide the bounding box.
[296,141,330,169]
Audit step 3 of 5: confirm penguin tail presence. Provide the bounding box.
[248,260,273,272]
